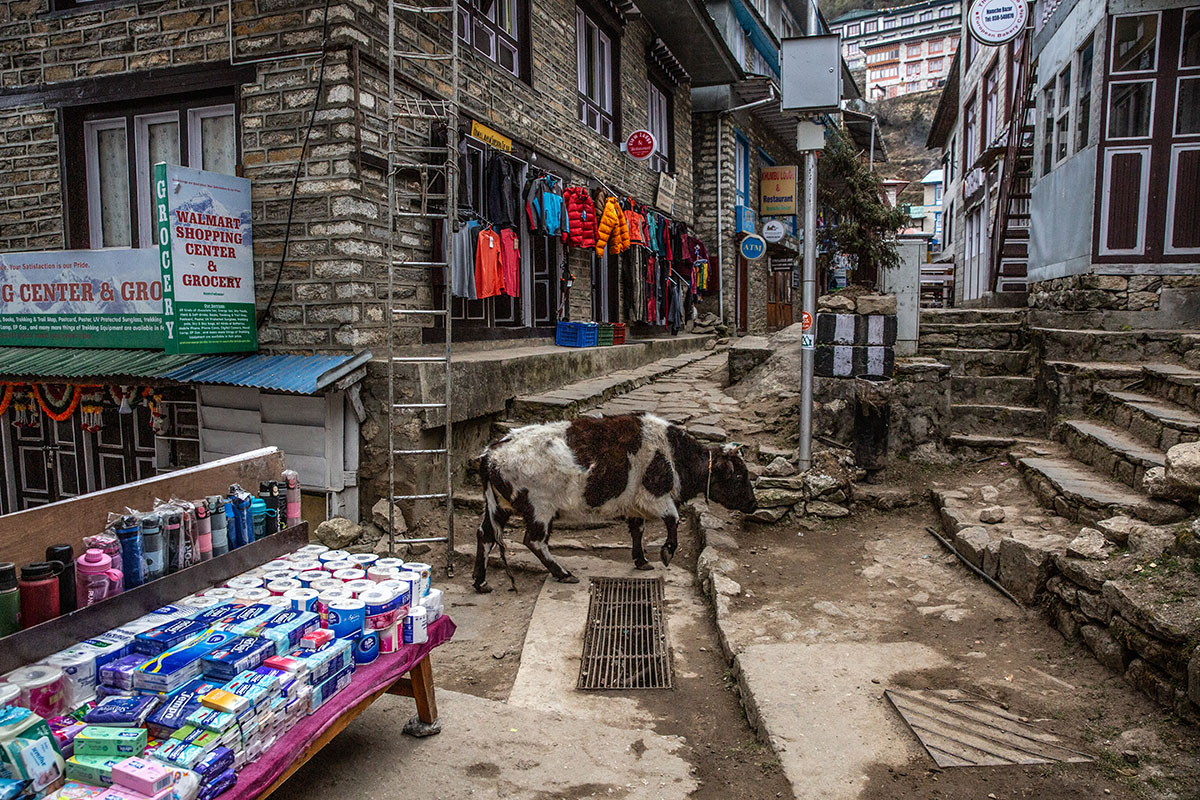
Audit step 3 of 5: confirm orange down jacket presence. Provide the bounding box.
[595,197,631,256]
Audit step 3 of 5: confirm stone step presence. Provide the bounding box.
[918,322,1026,351]
[1032,327,1188,363]
[1056,418,1165,491]
[1141,363,1200,415]
[508,349,715,422]
[1099,389,1200,452]
[951,375,1037,405]
[933,348,1031,376]
[947,432,1045,450]
[1016,454,1189,524]
[951,403,1047,436]
[919,308,1027,325]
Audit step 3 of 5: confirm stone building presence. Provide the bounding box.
[830,0,962,98]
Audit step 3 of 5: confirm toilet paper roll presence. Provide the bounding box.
[351,631,380,664]
[308,578,343,593]
[284,588,320,613]
[332,568,366,583]
[297,570,329,587]
[360,587,397,631]
[402,606,428,645]
[297,544,330,557]
[343,579,376,598]
[187,596,221,610]
[378,623,401,654]
[322,560,355,575]
[235,588,271,603]
[367,566,402,583]
[318,549,351,564]
[202,587,238,600]
[326,599,367,638]
[9,664,66,717]
[289,560,323,573]
[262,570,298,584]
[225,576,264,591]
[44,649,97,708]
[375,557,405,571]
[266,579,302,596]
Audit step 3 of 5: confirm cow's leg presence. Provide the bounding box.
[523,518,577,583]
[660,512,679,566]
[627,518,653,570]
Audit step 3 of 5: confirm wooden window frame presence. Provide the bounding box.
[576,5,620,142]
[646,77,674,174]
[1165,142,1200,254]
[458,0,531,81]
[1109,11,1161,76]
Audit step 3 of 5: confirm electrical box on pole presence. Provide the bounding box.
[780,35,843,113]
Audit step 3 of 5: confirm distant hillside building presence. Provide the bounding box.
[831,0,963,99]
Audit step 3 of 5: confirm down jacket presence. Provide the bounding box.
[563,186,597,250]
[595,197,630,256]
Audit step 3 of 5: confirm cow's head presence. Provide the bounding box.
[706,444,757,514]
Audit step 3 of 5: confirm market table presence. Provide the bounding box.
[229,615,457,800]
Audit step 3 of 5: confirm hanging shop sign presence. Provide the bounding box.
[155,163,257,354]
[968,0,1027,45]
[656,172,677,215]
[736,205,758,235]
[0,249,163,348]
[762,219,787,244]
[470,120,513,153]
[769,256,793,272]
[624,130,656,161]
[760,166,798,216]
[740,235,766,261]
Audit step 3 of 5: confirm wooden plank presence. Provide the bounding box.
[202,429,265,455]
[0,448,285,567]
[201,407,262,433]
[260,424,326,458]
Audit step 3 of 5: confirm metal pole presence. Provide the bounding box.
[386,0,396,556]
[444,0,459,579]
[715,114,724,325]
[797,0,820,471]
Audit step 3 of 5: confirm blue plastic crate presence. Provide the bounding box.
[556,321,598,347]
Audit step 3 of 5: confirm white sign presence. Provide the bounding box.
[968,0,1027,45]
[762,219,786,243]
[801,333,815,350]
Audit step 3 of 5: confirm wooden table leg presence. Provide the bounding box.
[410,654,438,724]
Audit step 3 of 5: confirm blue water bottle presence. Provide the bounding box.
[225,495,241,550]
[114,515,144,588]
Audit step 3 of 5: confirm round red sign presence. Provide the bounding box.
[801,311,813,331]
[625,130,657,161]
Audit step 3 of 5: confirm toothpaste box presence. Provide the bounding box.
[200,637,275,681]
[65,755,123,787]
[308,664,354,714]
[167,727,220,753]
[73,728,146,759]
[134,621,212,656]
[110,757,173,797]
[135,632,239,693]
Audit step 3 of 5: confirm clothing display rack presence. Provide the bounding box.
[386,0,460,575]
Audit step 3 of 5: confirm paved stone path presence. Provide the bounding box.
[591,352,741,440]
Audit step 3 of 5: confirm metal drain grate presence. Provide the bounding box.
[577,577,674,690]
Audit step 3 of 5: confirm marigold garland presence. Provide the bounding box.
[32,383,82,422]
[0,383,13,417]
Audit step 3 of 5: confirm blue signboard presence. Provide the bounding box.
[736,205,758,235]
[740,235,766,260]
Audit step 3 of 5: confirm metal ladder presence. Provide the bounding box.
[385,0,460,575]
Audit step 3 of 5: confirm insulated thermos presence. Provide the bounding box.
[195,502,213,562]
[260,482,280,536]
[45,545,75,615]
[75,549,123,608]
[0,563,19,637]
[141,513,165,581]
[114,515,144,588]
[19,562,61,629]
[209,496,229,557]
[165,513,183,573]
[283,470,302,528]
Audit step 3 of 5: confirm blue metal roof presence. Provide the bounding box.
[161,351,372,394]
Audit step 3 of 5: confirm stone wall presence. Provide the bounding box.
[1027,274,1200,329]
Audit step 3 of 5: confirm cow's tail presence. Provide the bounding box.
[478,453,518,593]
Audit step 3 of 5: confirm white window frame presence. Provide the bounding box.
[900,14,914,25]
[134,111,180,249]
[846,23,859,36]
[1165,143,1200,255]
[1099,145,1151,256]
[83,117,129,250]
[647,80,670,173]
[1053,64,1072,164]
[1174,76,1200,137]
[1109,11,1161,76]
[1106,79,1156,141]
[1182,9,1200,69]
[576,8,614,139]
[187,104,236,169]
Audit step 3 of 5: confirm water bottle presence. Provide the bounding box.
[195,502,213,562]
[250,498,267,542]
[114,516,144,588]
[141,514,165,581]
[260,482,279,536]
[45,545,75,614]
[209,496,229,557]
[18,563,61,629]
[164,513,183,573]
[75,549,123,608]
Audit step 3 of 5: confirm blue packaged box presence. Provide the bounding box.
[134,631,239,693]
[188,604,244,626]
[185,709,235,734]
[233,610,318,652]
[82,696,158,728]
[209,605,276,632]
[200,637,275,681]
[308,664,354,714]
[81,633,135,669]
[191,747,233,783]
[134,621,211,656]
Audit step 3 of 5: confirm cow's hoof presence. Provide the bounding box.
[557,574,580,584]
[474,582,493,594]
[660,547,674,567]
[635,561,655,571]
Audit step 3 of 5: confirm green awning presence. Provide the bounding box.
[0,348,202,381]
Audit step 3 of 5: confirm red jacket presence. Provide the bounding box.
[563,187,597,250]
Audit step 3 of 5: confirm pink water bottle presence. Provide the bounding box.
[74,549,124,609]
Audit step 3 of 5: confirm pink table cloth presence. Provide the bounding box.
[225,615,456,799]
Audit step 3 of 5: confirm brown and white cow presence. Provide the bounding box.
[473,412,757,592]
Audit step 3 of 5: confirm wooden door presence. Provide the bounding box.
[766,266,793,330]
[8,412,88,510]
[736,256,749,332]
[92,404,157,491]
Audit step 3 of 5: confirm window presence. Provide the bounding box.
[577,7,616,140]
[864,20,878,33]
[870,66,900,80]
[1111,14,1158,73]
[928,57,943,72]
[901,14,914,25]
[1076,39,1094,151]
[1178,79,1200,135]
[964,96,978,164]
[983,62,1000,145]
[1183,10,1200,68]
[907,62,921,76]
[940,5,956,17]
[734,131,750,209]
[1055,64,1072,161]
[1107,80,1155,139]
[930,38,944,54]
[906,81,921,92]
[884,17,897,29]
[966,29,977,64]
[459,0,526,78]
[1041,84,1055,174]
[647,79,673,173]
[76,98,236,250]
[780,6,799,39]
[920,10,933,21]
[908,43,922,57]
[846,23,860,36]
[848,42,860,54]
[867,48,900,64]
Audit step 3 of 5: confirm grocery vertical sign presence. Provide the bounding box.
[155,163,257,354]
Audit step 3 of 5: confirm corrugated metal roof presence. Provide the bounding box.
[0,348,201,380]
[162,351,371,394]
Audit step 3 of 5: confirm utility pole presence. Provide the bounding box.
[797,0,820,471]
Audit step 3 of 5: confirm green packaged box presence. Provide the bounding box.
[73,727,146,758]
[65,754,123,787]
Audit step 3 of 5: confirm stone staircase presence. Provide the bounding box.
[918,308,1047,447]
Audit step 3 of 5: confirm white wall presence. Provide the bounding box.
[1029,147,1098,281]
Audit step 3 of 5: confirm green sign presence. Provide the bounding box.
[0,249,163,348]
[154,163,257,354]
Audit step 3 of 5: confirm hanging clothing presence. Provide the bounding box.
[668,281,684,334]
[625,205,647,246]
[474,227,504,299]
[563,187,597,249]
[623,249,647,323]
[486,152,518,229]
[595,196,630,256]
[525,176,566,236]
[499,228,521,297]
[448,220,481,299]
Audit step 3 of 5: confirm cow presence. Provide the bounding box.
[472,412,757,593]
